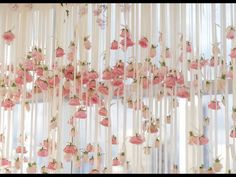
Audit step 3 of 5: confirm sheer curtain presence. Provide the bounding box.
[0,3,235,174]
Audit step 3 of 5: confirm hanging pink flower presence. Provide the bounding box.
[153,73,164,85]
[2,30,15,44]
[63,143,77,155]
[208,100,221,110]
[165,48,171,58]
[102,68,114,80]
[226,26,235,39]
[98,83,109,96]
[84,36,91,50]
[100,117,109,127]
[199,135,209,145]
[230,128,236,138]
[120,28,130,38]
[120,37,135,49]
[149,44,157,58]
[176,86,190,99]
[188,131,199,145]
[112,135,118,145]
[230,48,236,58]
[112,157,121,166]
[111,40,119,50]
[87,70,98,80]
[113,86,124,97]
[74,108,87,119]
[98,106,107,116]
[213,158,223,172]
[1,98,15,110]
[186,41,192,53]
[37,147,48,157]
[129,134,145,144]
[56,47,65,57]
[139,37,148,48]
[0,158,11,166]
[16,146,27,154]
[26,162,37,173]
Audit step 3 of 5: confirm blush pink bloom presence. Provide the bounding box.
[1,158,11,166]
[120,37,135,49]
[113,87,124,97]
[32,49,44,62]
[178,53,183,62]
[129,134,145,144]
[36,79,48,90]
[2,30,15,44]
[142,77,150,89]
[1,98,15,110]
[86,143,93,152]
[112,135,118,145]
[87,80,96,89]
[165,75,176,88]
[63,143,77,155]
[166,48,171,58]
[120,28,130,38]
[149,45,157,58]
[186,41,192,53]
[230,48,236,58]
[208,100,221,110]
[16,146,27,154]
[15,77,23,85]
[126,69,136,78]
[68,96,80,106]
[189,61,202,70]
[230,129,236,138]
[88,70,99,80]
[226,26,235,40]
[112,157,121,166]
[176,87,190,99]
[111,40,119,50]
[153,74,164,85]
[139,37,148,48]
[74,108,87,119]
[48,75,60,87]
[35,67,44,76]
[98,83,109,95]
[99,106,108,116]
[37,147,48,157]
[112,78,123,87]
[209,57,219,67]
[56,47,65,57]
[199,136,209,145]
[23,59,34,71]
[102,69,113,80]
[100,117,109,127]
[84,36,92,50]
[227,69,233,79]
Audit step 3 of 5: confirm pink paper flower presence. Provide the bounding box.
[139,37,148,48]
[199,135,209,145]
[208,100,221,110]
[98,83,109,95]
[98,106,107,116]
[230,48,236,58]
[112,157,121,166]
[68,95,80,106]
[176,86,190,99]
[37,147,48,157]
[111,40,119,50]
[2,30,15,44]
[56,47,65,57]
[100,117,109,127]
[149,44,157,58]
[16,146,27,154]
[129,134,145,144]
[74,108,87,119]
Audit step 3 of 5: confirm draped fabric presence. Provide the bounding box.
[0,3,235,174]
